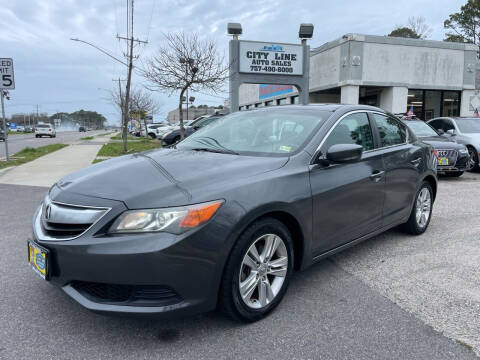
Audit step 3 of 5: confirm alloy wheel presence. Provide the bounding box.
[239,234,288,309]
[415,187,431,228]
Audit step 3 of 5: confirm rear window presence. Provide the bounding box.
[37,124,51,128]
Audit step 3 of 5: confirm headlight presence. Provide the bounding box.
[109,200,223,234]
[459,148,468,154]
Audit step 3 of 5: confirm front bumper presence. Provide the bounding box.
[30,203,232,318]
[437,152,469,173]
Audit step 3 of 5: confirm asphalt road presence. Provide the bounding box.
[0,130,103,158]
[0,183,476,360]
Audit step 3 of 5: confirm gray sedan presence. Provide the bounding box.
[427,117,480,170]
[28,105,437,322]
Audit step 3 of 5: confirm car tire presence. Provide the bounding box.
[219,217,294,322]
[401,181,433,235]
[148,133,156,139]
[467,146,479,171]
[173,136,181,144]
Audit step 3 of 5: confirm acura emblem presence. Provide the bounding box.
[45,205,52,220]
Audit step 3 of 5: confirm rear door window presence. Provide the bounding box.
[372,114,406,147]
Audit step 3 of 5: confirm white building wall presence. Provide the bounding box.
[309,46,341,89]
[362,43,464,89]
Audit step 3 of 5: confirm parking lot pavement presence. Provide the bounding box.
[333,171,480,356]
[0,130,103,158]
[0,183,476,360]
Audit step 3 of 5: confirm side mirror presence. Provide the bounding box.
[322,144,363,164]
[446,129,456,136]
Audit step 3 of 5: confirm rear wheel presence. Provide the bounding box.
[401,181,433,235]
[219,218,293,322]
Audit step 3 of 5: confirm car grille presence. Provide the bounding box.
[437,149,457,167]
[36,197,110,241]
[71,281,182,306]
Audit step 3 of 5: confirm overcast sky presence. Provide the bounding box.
[1,0,467,124]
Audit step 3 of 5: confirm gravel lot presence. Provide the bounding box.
[333,171,480,356]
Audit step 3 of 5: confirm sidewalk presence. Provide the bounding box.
[0,136,110,187]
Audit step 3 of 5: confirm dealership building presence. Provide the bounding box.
[238,34,480,120]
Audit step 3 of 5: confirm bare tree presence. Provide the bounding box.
[130,89,162,136]
[143,32,228,139]
[407,16,432,39]
[110,86,161,137]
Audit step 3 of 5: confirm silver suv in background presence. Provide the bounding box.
[427,117,480,171]
[35,123,56,138]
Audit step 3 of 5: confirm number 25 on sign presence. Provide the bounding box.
[0,58,15,89]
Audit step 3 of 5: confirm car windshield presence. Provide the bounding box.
[455,118,480,133]
[405,121,438,137]
[177,109,330,156]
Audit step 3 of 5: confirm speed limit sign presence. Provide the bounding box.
[0,58,14,89]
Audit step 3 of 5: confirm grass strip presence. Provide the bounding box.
[80,136,94,140]
[97,140,161,157]
[0,144,68,169]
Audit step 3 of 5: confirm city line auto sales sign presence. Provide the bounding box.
[239,41,303,75]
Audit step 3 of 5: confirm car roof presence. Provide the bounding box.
[241,103,386,114]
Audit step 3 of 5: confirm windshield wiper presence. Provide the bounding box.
[191,147,239,155]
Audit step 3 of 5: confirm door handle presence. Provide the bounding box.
[410,158,421,167]
[370,170,385,182]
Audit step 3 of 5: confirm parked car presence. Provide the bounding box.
[427,117,480,171]
[399,117,470,177]
[79,126,86,132]
[17,125,25,132]
[144,124,162,138]
[28,105,437,322]
[24,126,34,133]
[35,123,56,138]
[162,116,222,145]
[0,128,5,141]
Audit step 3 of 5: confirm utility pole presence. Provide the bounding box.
[117,0,148,152]
[1,91,9,161]
[36,104,39,125]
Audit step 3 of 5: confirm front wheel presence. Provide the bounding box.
[219,218,294,322]
[467,146,479,171]
[401,181,433,235]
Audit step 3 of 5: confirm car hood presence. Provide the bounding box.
[55,148,288,208]
[419,136,464,149]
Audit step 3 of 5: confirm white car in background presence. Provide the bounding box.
[35,123,56,138]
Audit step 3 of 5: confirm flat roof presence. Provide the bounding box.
[311,33,478,55]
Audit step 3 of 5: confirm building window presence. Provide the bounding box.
[278,98,288,105]
[265,100,274,106]
[292,96,299,104]
[407,90,423,118]
[442,91,460,117]
[407,89,460,120]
